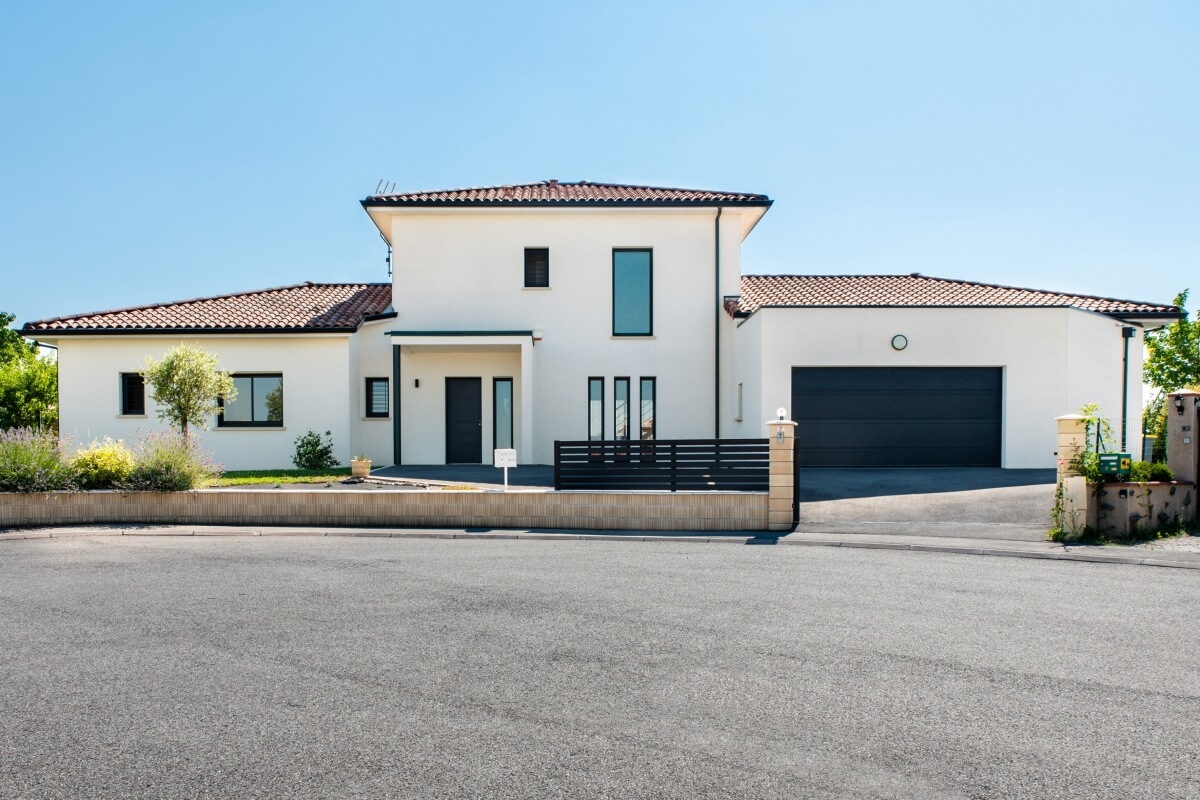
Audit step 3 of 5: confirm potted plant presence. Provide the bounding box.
[350,453,371,478]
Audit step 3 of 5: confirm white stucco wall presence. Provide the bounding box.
[731,306,1143,469]
[54,335,353,471]
[396,349,523,465]
[378,208,760,464]
[349,317,398,466]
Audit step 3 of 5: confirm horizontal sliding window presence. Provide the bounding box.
[219,373,283,427]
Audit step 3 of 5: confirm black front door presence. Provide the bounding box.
[445,378,482,464]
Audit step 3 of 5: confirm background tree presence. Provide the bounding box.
[141,344,235,440]
[0,312,58,431]
[1143,290,1200,461]
[1144,290,1200,392]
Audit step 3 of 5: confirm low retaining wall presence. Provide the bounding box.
[1082,481,1196,539]
[0,489,769,532]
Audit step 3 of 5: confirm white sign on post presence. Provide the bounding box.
[494,449,517,491]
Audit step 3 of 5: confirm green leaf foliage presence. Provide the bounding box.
[0,351,58,431]
[293,430,338,470]
[0,311,37,366]
[0,311,58,431]
[1144,290,1200,392]
[141,344,236,439]
[70,438,136,489]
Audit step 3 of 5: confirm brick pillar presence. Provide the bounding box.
[767,418,797,532]
[1055,414,1087,482]
[1167,390,1200,485]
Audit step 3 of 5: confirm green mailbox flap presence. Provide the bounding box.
[1098,453,1132,476]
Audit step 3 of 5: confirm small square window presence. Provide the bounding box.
[366,378,389,418]
[120,373,145,416]
[524,248,549,288]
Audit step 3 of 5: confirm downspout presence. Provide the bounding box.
[1121,326,1135,451]
[714,206,723,438]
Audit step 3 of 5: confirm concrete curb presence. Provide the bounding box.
[2,526,1198,571]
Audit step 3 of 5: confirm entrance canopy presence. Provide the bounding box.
[386,331,537,465]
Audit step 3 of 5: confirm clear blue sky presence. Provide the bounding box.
[2,1,1197,325]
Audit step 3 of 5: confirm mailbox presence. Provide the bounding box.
[1098,453,1131,478]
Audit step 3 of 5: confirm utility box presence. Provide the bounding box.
[1098,453,1132,478]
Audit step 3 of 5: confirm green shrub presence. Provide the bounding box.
[124,430,221,491]
[292,430,338,470]
[70,438,135,489]
[1129,460,1175,482]
[0,427,75,492]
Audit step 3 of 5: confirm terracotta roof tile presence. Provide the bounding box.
[363,180,770,207]
[23,282,393,335]
[731,274,1182,319]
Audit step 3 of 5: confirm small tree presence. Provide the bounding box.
[0,312,57,431]
[1145,290,1200,393]
[141,344,235,440]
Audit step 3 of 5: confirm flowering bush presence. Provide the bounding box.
[0,427,75,492]
[70,438,135,489]
[123,430,222,491]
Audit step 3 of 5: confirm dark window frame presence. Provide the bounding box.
[218,372,284,428]
[587,377,604,441]
[639,377,656,440]
[493,377,514,451]
[365,377,389,418]
[614,377,630,441]
[119,372,145,416]
[524,247,550,288]
[612,248,653,336]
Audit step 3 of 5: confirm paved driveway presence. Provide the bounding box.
[799,468,1058,541]
[2,536,1197,799]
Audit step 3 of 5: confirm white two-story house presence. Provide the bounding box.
[24,180,1182,471]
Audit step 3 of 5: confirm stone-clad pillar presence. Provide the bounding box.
[1167,390,1200,485]
[1055,414,1087,482]
[767,418,797,532]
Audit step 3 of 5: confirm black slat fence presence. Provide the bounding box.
[554,438,769,491]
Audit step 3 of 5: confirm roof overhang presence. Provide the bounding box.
[363,203,772,245]
[386,330,536,352]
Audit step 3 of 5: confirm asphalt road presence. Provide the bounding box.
[2,536,1198,799]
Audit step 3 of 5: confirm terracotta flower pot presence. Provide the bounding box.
[350,459,371,478]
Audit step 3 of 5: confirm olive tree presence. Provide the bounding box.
[141,344,236,440]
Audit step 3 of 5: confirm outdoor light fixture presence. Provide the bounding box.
[891,334,908,351]
[777,407,787,421]
[1175,395,1186,415]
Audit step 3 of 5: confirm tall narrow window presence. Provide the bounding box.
[612,249,652,335]
[614,378,630,440]
[493,378,513,450]
[639,377,656,440]
[219,374,283,427]
[120,373,145,416]
[524,248,549,287]
[588,378,604,441]
[365,378,389,418]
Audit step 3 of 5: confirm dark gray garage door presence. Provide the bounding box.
[792,367,1002,467]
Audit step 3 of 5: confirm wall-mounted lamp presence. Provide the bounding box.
[777,407,787,421]
[891,334,908,351]
[414,379,420,389]
[1174,394,1186,415]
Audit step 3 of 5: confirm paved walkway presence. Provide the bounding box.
[4,524,1199,570]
